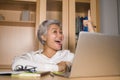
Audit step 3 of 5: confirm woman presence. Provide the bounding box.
[12,20,74,72]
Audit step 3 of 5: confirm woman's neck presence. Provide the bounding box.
[42,46,57,58]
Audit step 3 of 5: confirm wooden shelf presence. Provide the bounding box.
[47,0,62,11]
[76,0,90,3]
[14,0,36,2]
[76,3,90,13]
[0,1,36,11]
[0,20,35,27]
[0,0,36,3]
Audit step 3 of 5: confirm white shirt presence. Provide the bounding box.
[12,49,74,72]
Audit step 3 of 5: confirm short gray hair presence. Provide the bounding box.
[37,20,62,45]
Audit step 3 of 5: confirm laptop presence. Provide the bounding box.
[69,32,120,78]
[54,32,120,78]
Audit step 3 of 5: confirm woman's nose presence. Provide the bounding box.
[57,32,63,38]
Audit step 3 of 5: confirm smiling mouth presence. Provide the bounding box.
[55,40,62,45]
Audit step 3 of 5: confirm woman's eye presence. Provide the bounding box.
[53,30,57,33]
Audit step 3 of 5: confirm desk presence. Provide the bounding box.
[0,74,120,80]
[0,69,120,80]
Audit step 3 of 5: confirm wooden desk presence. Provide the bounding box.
[0,74,120,80]
[0,69,120,80]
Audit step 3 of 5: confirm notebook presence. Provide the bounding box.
[0,71,50,77]
[69,32,120,78]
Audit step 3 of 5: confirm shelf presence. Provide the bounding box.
[76,0,90,3]
[76,2,90,15]
[14,0,36,2]
[0,0,36,3]
[0,1,36,11]
[0,0,36,27]
[0,20,35,27]
[47,0,62,11]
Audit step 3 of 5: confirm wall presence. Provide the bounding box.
[99,0,119,35]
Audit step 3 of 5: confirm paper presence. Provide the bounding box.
[12,72,41,77]
[0,71,23,75]
[0,71,50,77]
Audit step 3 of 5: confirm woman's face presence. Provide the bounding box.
[43,24,64,51]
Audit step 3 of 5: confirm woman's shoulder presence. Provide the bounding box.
[61,50,74,53]
[58,50,74,56]
[15,50,41,59]
[24,50,39,56]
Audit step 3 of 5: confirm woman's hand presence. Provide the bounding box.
[57,61,67,72]
[83,20,95,32]
[83,10,95,32]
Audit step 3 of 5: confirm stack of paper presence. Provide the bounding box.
[0,71,50,77]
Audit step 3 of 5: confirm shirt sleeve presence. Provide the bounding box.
[65,50,75,63]
[12,53,59,72]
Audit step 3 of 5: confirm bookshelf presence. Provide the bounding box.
[0,0,39,68]
[0,1,36,26]
[37,0,100,52]
[0,0,99,68]
[69,0,100,52]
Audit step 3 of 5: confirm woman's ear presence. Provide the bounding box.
[41,35,46,41]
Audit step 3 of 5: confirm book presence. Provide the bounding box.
[0,71,50,77]
[11,72,40,77]
[20,10,30,21]
[0,71,23,75]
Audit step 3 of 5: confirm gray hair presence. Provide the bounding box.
[37,20,62,45]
